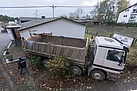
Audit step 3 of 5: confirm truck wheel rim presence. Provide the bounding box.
[73,69,78,74]
[94,73,102,79]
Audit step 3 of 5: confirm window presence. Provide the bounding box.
[123,15,127,17]
[133,9,137,13]
[130,16,136,19]
[106,50,125,62]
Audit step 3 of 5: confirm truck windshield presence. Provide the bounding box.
[107,50,125,63]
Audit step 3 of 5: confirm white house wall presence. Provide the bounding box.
[117,6,134,23]
[20,19,85,39]
[20,30,30,39]
[0,25,4,31]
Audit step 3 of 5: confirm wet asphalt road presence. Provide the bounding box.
[0,32,10,53]
[62,76,137,91]
[0,32,10,91]
[91,78,137,91]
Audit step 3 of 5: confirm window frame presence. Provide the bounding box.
[106,49,125,63]
[123,15,127,17]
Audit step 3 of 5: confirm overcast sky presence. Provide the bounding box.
[0,0,136,18]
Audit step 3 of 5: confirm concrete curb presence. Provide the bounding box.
[3,41,13,56]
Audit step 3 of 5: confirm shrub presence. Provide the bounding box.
[29,55,43,69]
[116,23,137,27]
[126,47,137,68]
[47,57,70,79]
[106,20,116,26]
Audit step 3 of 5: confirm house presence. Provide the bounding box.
[117,3,137,23]
[19,17,86,39]
[0,23,7,33]
[73,18,93,26]
[19,17,41,23]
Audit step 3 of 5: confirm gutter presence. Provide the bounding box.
[3,41,13,56]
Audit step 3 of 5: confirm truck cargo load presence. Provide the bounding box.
[22,34,87,65]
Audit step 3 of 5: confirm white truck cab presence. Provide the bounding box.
[88,36,129,80]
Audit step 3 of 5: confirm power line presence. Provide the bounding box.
[0,5,95,18]
[0,5,95,8]
[0,6,50,8]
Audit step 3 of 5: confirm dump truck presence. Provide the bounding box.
[22,33,134,80]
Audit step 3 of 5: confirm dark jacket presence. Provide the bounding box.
[18,58,27,69]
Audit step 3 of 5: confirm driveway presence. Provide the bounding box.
[63,76,137,91]
[0,32,10,90]
[0,32,10,54]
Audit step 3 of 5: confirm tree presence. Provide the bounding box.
[0,15,19,23]
[60,14,68,18]
[74,8,84,18]
[69,13,75,19]
[117,0,130,13]
[90,3,100,21]
[90,0,112,22]
[69,8,84,19]
[90,0,130,23]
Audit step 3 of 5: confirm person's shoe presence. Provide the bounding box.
[21,77,24,80]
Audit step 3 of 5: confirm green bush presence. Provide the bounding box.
[106,20,116,26]
[29,55,43,69]
[47,57,70,79]
[116,23,137,27]
[126,47,137,68]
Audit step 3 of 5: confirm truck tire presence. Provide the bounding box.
[70,66,82,76]
[90,70,106,80]
[43,59,51,69]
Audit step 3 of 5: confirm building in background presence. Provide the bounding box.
[19,17,40,23]
[117,3,137,23]
[19,17,86,39]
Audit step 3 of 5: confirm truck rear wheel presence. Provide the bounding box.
[70,66,82,76]
[43,59,51,69]
[90,70,106,80]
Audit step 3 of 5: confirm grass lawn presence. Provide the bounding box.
[86,25,137,37]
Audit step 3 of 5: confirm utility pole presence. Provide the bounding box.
[34,10,38,18]
[51,5,56,18]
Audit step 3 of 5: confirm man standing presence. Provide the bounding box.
[18,57,30,78]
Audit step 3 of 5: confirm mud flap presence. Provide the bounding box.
[88,66,94,76]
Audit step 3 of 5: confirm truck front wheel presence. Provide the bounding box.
[70,66,82,76]
[90,70,106,80]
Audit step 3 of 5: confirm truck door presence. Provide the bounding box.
[103,49,125,73]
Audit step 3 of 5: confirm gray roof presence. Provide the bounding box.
[74,19,93,23]
[19,17,85,31]
[19,17,40,21]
